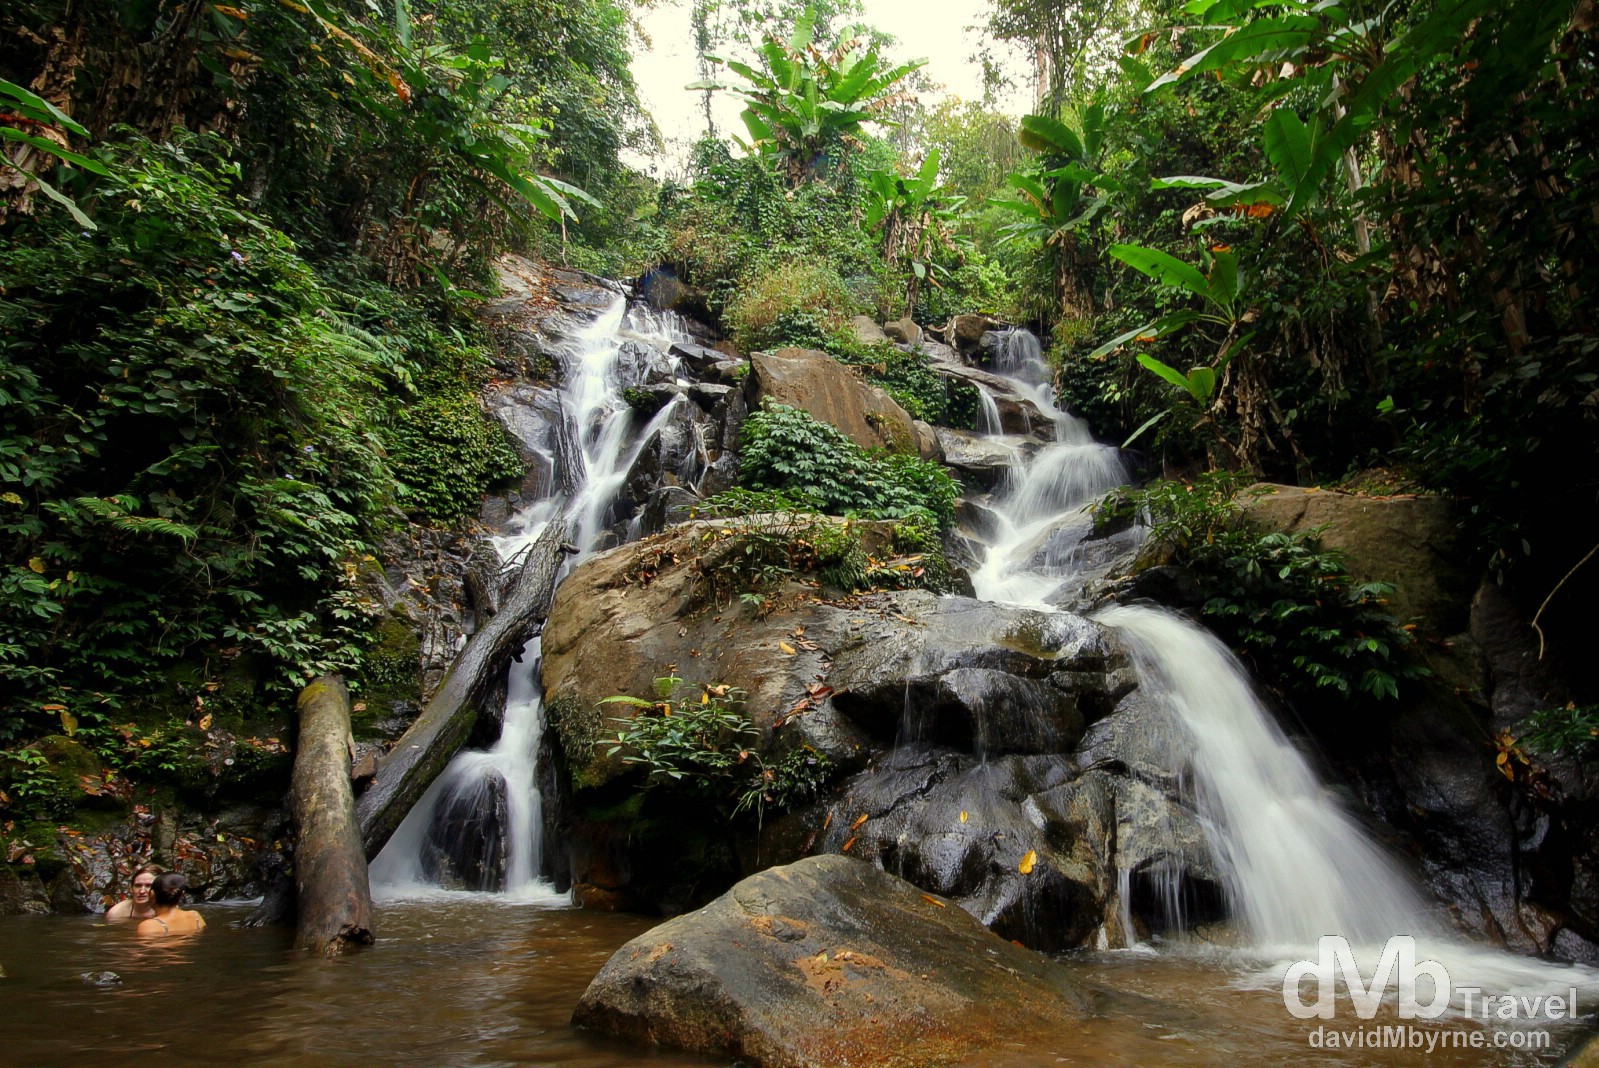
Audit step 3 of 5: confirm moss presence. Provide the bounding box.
[999,620,1055,661]
[578,791,645,825]
[547,692,603,765]
[355,613,421,735]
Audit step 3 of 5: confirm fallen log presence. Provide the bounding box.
[289,676,375,956]
[356,521,573,859]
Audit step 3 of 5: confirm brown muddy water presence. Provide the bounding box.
[1,899,1592,1067]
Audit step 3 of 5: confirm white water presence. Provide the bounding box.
[970,329,1130,608]
[957,329,1599,1006]
[373,294,691,900]
[1097,603,1434,948]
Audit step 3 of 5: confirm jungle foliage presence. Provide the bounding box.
[0,0,640,786]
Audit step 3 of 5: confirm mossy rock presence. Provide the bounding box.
[355,612,422,736]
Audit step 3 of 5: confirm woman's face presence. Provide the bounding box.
[131,873,155,905]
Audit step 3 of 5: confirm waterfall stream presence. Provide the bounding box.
[960,328,1597,1004]
[371,293,692,899]
[373,295,1594,1007]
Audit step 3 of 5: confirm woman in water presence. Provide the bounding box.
[105,865,159,922]
[136,872,206,937]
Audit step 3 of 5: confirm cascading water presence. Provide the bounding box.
[969,329,1131,608]
[959,328,1598,1003]
[1096,602,1434,949]
[371,293,693,900]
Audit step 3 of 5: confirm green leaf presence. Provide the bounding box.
[1018,114,1084,160]
[1147,16,1320,92]
[393,0,412,49]
[1262,108,1314,186]
[1122,409,1171,448]
[22,169,94,229]
[0,78,90,137]
[1137,353,1202,397]
[1206,249,1241,309]
[1109,244,1212,300]
[0,128,111,175]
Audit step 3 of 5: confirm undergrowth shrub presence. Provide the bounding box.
[1100,472,1426,707]
[0,134,467,753]
[601,675,833,823]
[824,331,977,428]
[737,403,958,524]
[385,332,522,521]
[725,262,858,352]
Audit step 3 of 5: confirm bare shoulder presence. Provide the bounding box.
[195,911,207,930]
[135,917,162,936]
[105,900,130,921]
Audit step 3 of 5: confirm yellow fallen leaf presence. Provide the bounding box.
[959,811,968,824]
[1018,849,1037,875]
[779,641,797,655]
[28,557,46,573]
[198,713,213,731]
[919,893,946,908]
[842,836,857,852]
[850,813,868,830]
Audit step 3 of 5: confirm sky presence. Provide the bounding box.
[625,0,1032,175]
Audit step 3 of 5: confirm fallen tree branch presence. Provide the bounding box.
[355,521,573,858]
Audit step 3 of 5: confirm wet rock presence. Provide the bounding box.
[686,382,734,412]
[1075,688,1187,794]
[948,314,1005,357]
[814,749,1097,950]
[935,428,1027,492]
[911,419,942,462]
[464,540,510,623]
[639,486,701,536]
[747,348,919,454]
[0,868,51,915]
[667,340,722,371]
[80,971,122,987]
[922,356,1054,439]
[825,594,1110,746]
[572,854,1093,1068]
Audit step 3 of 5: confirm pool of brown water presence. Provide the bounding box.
[2,899,1592,1067]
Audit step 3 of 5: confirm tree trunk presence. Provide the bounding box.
[355,521,573,859]
[289,676,375,957]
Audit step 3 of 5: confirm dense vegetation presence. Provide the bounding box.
[2,0,1595,822]
[0,0,640,809]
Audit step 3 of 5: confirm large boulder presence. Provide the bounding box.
[541,529,1111,785]
[848,315,887,345]
[572,854,1094,1068]
[1238,484,1469,632]
[948,313,1005,358]
[747,348,919,454]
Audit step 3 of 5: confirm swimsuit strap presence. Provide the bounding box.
[155,916,169,932]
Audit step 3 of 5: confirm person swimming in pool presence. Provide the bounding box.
[105,865,159,922]
[136,872,206,937]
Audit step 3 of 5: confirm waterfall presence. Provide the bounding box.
[1095,603,1434,949]
[372,293,692,900]
[968,330,1129,608]
[958,329,1598,1000]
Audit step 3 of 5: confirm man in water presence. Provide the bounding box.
[137,872,206,936]
[105,866,158,922]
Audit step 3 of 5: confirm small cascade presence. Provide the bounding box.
[954,327,1598,1000]
[1095,603,1434,949]
[373,291,695,900]
[966,329,1130,608]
